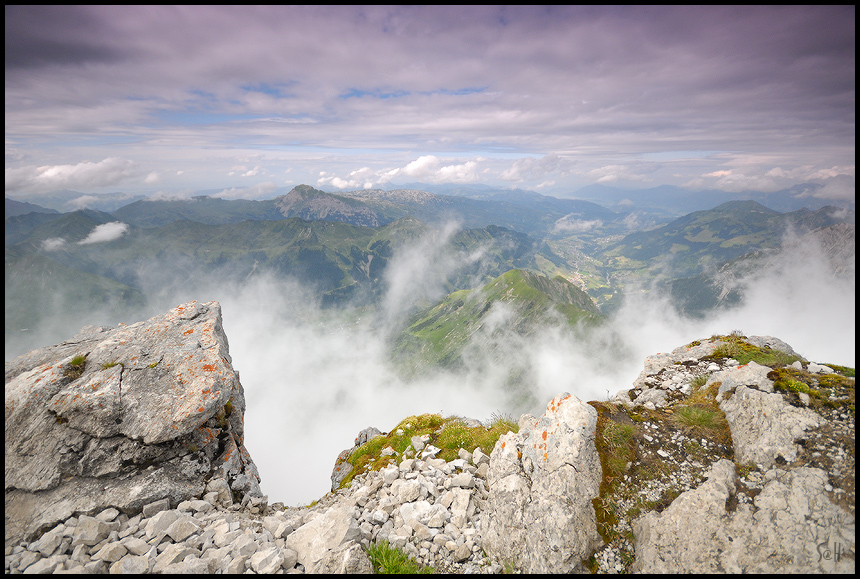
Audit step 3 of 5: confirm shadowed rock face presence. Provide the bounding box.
[4,301,262,547]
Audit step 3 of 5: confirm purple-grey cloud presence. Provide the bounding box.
[3,6,854,199]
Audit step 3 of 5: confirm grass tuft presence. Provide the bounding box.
[366,541,433,574]
[63,354,87,381]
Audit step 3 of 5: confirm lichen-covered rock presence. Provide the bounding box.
[481,392,602,573]
[4,301,261,547]
[632,459,855,573]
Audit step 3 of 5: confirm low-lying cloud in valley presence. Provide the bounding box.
[4,221,854,507]
[77,222,129,245]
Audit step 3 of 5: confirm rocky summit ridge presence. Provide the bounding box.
[5,301,855,573]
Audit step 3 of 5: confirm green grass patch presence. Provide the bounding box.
[672,404,731,445]
[101,361,121,369]
[338,412,518,490]
[366,541,434,574]
[823,364,855,378]
[590,402,639,543]
[768,367,855,413]
[706,334,800,367]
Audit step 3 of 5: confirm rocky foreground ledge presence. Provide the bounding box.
[5,301,856,573]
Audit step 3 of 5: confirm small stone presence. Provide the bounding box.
[92,541,127,563]
[95,508,120,522]
[250,546,284,574]
[166,515,200,543]
[121,536,150,557]
[72,516,111,547]
[142,498,170,519]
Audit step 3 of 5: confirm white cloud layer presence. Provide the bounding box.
[77,222,130,245]
[5,158,138,194]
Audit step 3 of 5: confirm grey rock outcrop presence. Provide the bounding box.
[632,459,854,573]
[5,301,261,547]
[330,426,385,492]
[481,392,602,573]
[720,384,824,468]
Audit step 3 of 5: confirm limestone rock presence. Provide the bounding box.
[481,392,603,573]
[709,360,774,397]
[632,460,854,573]
[720,385,824,468]
[4,301,261,547]
[286,504,361,573]
[317,541,373,574]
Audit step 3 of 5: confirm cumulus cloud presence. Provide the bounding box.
[583,165,652,185]
[67,195,101,210]
[77,222,129,245]
[318,156,482,190]
[688,164,855,200]
[4,157,138,194]
[41,238,66,251]
[552,215,603,234]
[809,174,855,202]
[212,181,278,200]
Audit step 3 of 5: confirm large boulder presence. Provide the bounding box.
[4,301,262,547]
[632,459,854,573]
[286,505,362,573]
[720,385,824,468]
[481,392,603,573]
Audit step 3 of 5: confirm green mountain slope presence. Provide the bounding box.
[600,201,847,281]
[5,246,146,357]
[112,196,285,228]
[393,268,602,371]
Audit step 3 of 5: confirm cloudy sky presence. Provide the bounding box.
[5,5,855,201]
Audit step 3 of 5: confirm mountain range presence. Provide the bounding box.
[4,185,855,362]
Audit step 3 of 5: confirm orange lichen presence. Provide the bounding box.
[202,364,216,372]
[542,431,547,440]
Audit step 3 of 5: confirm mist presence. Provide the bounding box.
[4,222,854,507]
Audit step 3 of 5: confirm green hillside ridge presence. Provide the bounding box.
[602,201,842,277]
[393,268,603,372]
[112,195,285,228]
[4,247,146,356]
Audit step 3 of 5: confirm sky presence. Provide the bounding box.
[4,5,855,202]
